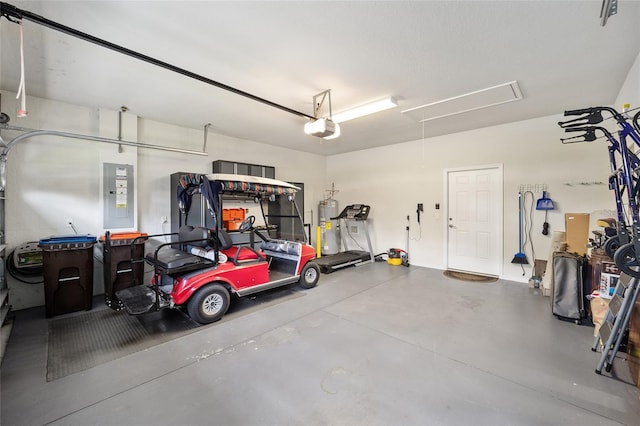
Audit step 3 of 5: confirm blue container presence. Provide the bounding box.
[38,235,97,317]
[39,235,97,248]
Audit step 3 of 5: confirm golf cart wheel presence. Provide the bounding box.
[298,262,320,289]
[604,235,620,259]
[187,283,230,324]
[613,242,640,278]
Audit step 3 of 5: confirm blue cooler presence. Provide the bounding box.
[38,235,97,318]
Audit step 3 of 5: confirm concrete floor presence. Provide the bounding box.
[1,263,639,425]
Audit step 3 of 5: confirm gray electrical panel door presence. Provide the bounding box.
[103,163,134,229]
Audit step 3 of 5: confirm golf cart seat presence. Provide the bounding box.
[221,243,266,265]
[218,229,266,264]
[146,226,221,274]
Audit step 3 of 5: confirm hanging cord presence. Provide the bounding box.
[6,246,43,284]
[410,221,422,241]
[410,116,424,242]
[15,20,28,117]
[521,191,536,277]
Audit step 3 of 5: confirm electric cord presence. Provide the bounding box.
[6,248,43,284]
[15,21,28,117]
[409,215,422,242]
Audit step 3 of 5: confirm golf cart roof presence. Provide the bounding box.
[205,173,300,195]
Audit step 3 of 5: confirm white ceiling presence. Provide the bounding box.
[1,1,640,156]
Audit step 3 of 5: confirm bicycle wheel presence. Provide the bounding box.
[613,242,640,278]
[604,235,620,258]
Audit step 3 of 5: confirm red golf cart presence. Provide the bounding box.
[113,173,319,324]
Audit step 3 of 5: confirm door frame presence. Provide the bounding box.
[444,164,504,276]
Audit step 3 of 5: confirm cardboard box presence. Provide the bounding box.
[599,272,619,299]
[590,297,610,337]
[598,261,620,299]
[565,213,590,255]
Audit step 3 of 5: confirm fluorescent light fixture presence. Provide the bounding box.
[331,97,398,124]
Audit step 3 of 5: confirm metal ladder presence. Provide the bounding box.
[592,272,640,374]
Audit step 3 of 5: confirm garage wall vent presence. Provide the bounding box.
[402,81,523,122]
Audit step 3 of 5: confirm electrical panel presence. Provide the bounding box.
[103,163,134,229]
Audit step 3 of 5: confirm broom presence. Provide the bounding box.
[512,191,529,264]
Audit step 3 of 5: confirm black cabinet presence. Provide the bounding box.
[212,160,275,179]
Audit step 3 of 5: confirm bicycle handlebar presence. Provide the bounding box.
[564,108,597,116]
[559,109,605,128]
[559,106,628,129]
[561,127,598,143]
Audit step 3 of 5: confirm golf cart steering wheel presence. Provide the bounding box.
[238,215,256,232]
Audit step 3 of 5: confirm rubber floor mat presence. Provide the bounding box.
[443,270,498,283]
[47,308,199,382]
[46,287,304,381]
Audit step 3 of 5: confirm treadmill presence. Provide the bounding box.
[316,204,375,273]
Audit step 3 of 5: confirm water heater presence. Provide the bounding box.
[319,199,340,255]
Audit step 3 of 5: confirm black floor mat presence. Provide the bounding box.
[46,287,303,381]
[46,308,199,382]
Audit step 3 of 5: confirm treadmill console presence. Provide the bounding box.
[334,204,370,221]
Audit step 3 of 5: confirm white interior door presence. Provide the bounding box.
[446,166,502,276]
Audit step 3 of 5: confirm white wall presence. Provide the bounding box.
[1,91,326,309]
[326,51,640,282]
[326,113,617,283]
[616,51,640,113]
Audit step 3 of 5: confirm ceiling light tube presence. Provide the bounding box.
[331,97,398,124]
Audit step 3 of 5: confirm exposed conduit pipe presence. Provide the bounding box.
[0,124,208,157]
[117,106,128,153]
[203,123,211,153]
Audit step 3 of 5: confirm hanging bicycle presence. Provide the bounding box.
[558,106,640,277]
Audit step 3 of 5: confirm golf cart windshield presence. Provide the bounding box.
[201,173,307,243]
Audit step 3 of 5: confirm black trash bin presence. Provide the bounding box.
[100,231,147,310]
[38,235,97,318]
